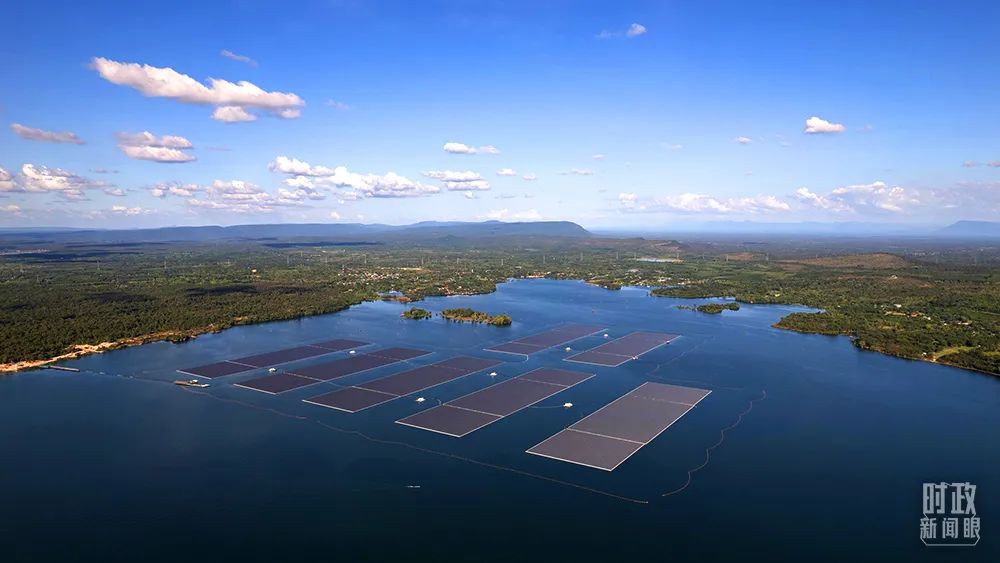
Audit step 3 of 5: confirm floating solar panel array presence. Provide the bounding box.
[397,368,594,437]
[303,356,503,413]
[526,382,710,471]
[177,339,369,379]
[485,324,605,356]
[565,331,679,367]
[234,347,430,395]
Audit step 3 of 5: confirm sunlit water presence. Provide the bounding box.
[2,279,997,561]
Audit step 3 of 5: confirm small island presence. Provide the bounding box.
[401,307,432,320]
[678,302,741,315]
[441,307,512,326]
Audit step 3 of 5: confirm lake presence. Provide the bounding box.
[1,279,996,561]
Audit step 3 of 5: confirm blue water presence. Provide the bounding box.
[1,279,997,561]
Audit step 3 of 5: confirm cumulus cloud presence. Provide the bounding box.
[558,168,594,176]
[496,168,516,176]
[325,99,351,110]
[422,170,491,191]
[220,49,257,67]
[90,57,304,122]
[591,154,606,160]
[110,205,149,216]
[463,191,479,200]
[734,136,753,145]
[116,131,196,163]
[522,173,538,181]
[103,187,127,197]
[619,192,790,214]
[662,143,684,150]
[442,142,500,155]
[962,160,979,167]
[268,156,439,198]
[10,123,85,145]
[480,208,542,220]
[0,204,21,214]
[794,181,917,213]
[149,182,201,198]
[804,116,846,134]
[212,106,256,123]
[0,164,112,200]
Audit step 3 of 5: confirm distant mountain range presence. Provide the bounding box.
[938,221,1000,237]
[0,220,591,244]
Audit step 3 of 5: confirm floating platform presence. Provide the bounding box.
[526,382,709,471]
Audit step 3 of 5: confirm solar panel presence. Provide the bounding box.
[396,406,501,437]
[311,338,369,351]
[485,324,604,356]
[303,387,397,413]
[230,345,331,368]
[565,332,678,366]
[526,382,710,471]
[369,347,431,361]
[304,356,505,413]
[177,361,253,379]
[396,367,594,437]
[234,373,318,394]
[288,354,396,381]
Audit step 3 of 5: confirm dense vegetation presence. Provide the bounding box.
[440,308,512,326]
[692,302,741,314]
[401,307,432,320]
[0,233,997,376]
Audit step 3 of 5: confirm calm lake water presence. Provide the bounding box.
[2,279,997,561]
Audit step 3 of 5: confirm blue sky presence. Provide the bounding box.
[2,0,998,228]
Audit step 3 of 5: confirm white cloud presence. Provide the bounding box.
[149,182,200,198]
[445,179,490,191]
[111,205,149,216]
[794,181,917,213]
[442,142,500,155]
[522,173,538,181]
[325,99,351,110]
[625,23,647,38]
[116,131,196,163]
[268,156,439,198]
[90,57,304,122]
[103,187,127,197]
[212,106,256,123]
[662,143,684,150]
[10,123,85,145]
[220,49,257,67]
[962,160,979,167]
[463,191,478,200]
[496,168,516,176]
[597,23,647,39]
[559,168,594,176]
[422,170,482,182]
[734,136,753,145]
[591,154,606,160]
[480,208,543,220]
[620,192,791,214]
[804,116,846,134]
[0,164,111,200]
[0,204,21,214]
[443,142,477,154]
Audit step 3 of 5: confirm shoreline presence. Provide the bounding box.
[3,278,996,379]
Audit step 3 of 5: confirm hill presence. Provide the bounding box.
[0,220,590,245]
[940,221,1000,238]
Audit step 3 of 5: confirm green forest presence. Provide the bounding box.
[0,235,998,376]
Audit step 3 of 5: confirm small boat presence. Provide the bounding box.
[174,379,209,388]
